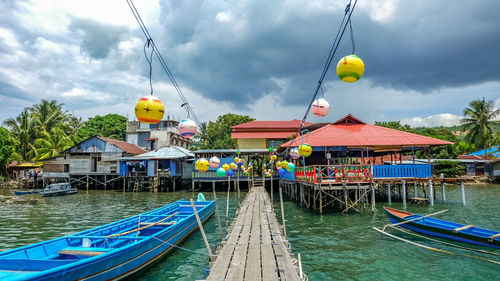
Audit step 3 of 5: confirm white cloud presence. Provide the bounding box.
[0,27,20,48]
[215,11,232,22]
[401,113,462,128]
[358,0,399,23]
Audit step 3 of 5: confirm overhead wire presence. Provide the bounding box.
[291,0,358,147]
[126,0,217,148]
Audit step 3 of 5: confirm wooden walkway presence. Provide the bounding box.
[205,185,301,281]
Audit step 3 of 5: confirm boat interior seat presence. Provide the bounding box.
[453,224,474,233]
[57,247,112,257]
[488,233,500,242]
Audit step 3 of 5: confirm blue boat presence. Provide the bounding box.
[384,207,500,249]
[14,190,41,196]
[0,199,215,280]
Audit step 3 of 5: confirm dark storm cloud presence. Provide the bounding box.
[70,18,129,59]
[152,0,500,107]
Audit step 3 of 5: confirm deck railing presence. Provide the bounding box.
[372,164,431,178]
[293,165,373,184]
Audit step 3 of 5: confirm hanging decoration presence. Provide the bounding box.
[287,163,296,172]
[270,155,277,162]
[135,95,164,124]
[209,156,220,168]
[281,160,289,168]
[230,163,237,170]
[227,169,234,177]
[290,148,300,159]
[222,163,230,172]
[195,158,209,172]
[216,167,226,177]
[311,98,330,117]
[234,157,240,163]
[279,168,286,177]
[336,54,364,83]
[268,147,274,153]
[178,119,197,138]
[298,143,312,157]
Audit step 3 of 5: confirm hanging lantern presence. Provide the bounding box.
[298,143,312,157]
[268,147,274,153]
[270,155,277,162]
[287,163,296,172]
[222,163,230,172]
[216,167,226,177]
[336,54,365,83]
[209,156,220,168]
[277,166,282,170]
[178,119,197,138]
[281,160,288,168]
[279,169,286,177]
[234,157,240,163]
[195,158,209,172]
[290,148,300,159]
[230,163,237,170]
[135,95,165,124]
[227,169,234,177]
[311,98,330,117]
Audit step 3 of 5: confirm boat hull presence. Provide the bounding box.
[384,207,500,249]
[0,200,215,280]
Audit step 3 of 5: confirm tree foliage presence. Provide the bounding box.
[461,98,500,158]
[0,127,14,176]
[433,160,466,178]
[76,114,127,141]
[200,113,255,149]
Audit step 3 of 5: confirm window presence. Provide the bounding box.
[64,164,69,173]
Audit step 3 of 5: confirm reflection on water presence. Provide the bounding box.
[1,184,500,280]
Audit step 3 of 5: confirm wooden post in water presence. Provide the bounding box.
[237,165,240,208]
[190,199,213,261]
[226,176,231,228]
[123,178,126,193]
[191,180,195,193]
[279,184,287,240]
[460,181,466,205]
[387,184,391,203]
[428,180,434,205]
[414,182,418,197]
[270,163,274,205]
[441,182,446,202]
[212,181,223,241]
[319,187,323,214]
[402,180,406,206]
[371,184,376,213]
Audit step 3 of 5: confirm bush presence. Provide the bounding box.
[433,160,465,178]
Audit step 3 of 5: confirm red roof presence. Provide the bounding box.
[97,137,147,155]
[232,131,296,139]
[281,114,453,148]
[232,119,312,130]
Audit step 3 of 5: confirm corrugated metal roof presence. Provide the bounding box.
[281,114,453,148]
[121,146,194,160]
[97,136,146,155]
[231,131,296,139]
[232,119,312,129]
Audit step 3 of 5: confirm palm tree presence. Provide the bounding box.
[3,108,36,161]
[33,126,74,160]
[31,100,68,135]
[461,98,500,159]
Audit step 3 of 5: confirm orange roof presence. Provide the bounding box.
[281,114,453,148]
[97,137,147,155]
[232,119,312,130]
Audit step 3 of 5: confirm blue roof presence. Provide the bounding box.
[467,146,500,157]
[120,146,194,160]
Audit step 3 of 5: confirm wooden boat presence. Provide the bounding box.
[41,183,78,197]
[14,190,41,196]
[384,207,500,249]
[0,199,215,280]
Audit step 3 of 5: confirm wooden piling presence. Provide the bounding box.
[414,182,417,197]
[402,180,406,206]
[387,183,391,203]
[441,182,446,202]
[213,181,223,241]
[190,199,213,261]
[371,184,376,213]
[428,180,434,205]
[279,184,287,240]
[460,181,466,205]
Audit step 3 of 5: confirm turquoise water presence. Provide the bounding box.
[0,184,499,280]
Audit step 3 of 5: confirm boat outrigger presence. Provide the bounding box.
[0,198,215,280]
[383,207,500,249]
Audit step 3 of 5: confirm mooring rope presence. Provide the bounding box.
[149,236,210,257]
[105,212,178,239]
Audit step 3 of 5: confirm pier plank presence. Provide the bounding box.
[244,191,262,280]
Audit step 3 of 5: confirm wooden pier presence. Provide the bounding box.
[205,185,302,281]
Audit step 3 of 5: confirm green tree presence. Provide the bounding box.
[0,127,14,176]
[201,113,255,149]
[3,108,36,161]
[375,121,414,132]
[76,114,127,141]
[31,99,68,135]
[33,126,74,160]
[461,98,500,159]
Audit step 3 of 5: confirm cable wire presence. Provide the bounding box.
[127,0,217,148]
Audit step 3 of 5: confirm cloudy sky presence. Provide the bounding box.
[0,0,499,127]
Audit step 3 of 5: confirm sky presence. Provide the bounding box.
[0,0,499,128]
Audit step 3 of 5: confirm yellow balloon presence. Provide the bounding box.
[270,155,277,161]
[281,160,288,168]
[298,143,312,157]
[135,95,165,124]
[222,163,230,172]
[336,55,365,83]
[234,157,240,163]
[195,158,209,172]
[230,163,237,170]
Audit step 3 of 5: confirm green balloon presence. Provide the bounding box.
[216,168,226,177]
[269,147,273,152]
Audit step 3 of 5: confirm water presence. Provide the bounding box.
[1,184,499,280]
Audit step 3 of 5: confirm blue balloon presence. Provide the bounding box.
[227,169,234,177]
[279,168,286,177]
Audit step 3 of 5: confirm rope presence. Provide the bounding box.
[126,0,217,148]
[105,212,178,239]
[144,39,154,95]
[149,236,210,256]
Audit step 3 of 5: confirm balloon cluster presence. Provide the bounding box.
[195,158,209,172]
